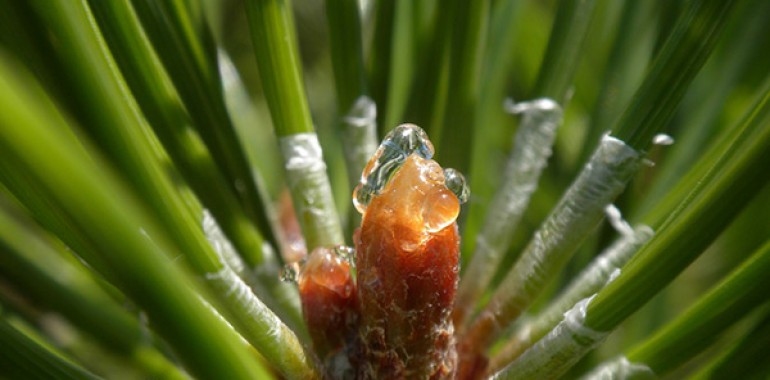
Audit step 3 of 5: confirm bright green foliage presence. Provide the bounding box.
[1,0,769,378]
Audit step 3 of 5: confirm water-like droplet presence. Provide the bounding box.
[280,262,300,283]
[443,168,470,204]
[333,245,356,264]
[352,185,369,214]
[352,124,436,214]
[384,124,434,160]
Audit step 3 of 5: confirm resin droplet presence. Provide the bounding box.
[362,154,461,242]
[279,262,300,283]
[653,133,675,146]
[443,168,470,204]
[423,191,461,233]
[353,124,435,214]
[415,160,462,234]
[333,245,356,265]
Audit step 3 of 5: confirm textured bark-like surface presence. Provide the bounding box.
[355,154,460,379]
[299,247,357,365]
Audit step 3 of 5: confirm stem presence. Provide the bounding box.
[460,133,644,358]
[690,307,770,380]
[585,239,770,377]
[0,169,114,282]
[326,0,366,113]
[460,0,739,367]
[402,2,450,136]
[128,0,275,245]
[0,0,69,105]
[0,198,186,379]
[245,0,344,250]
[456,0,596,328]
[488,224,653,373]
[367,0,395,133]
[635,0,769,215]
[325,0,378,238]
[339,97,378,191]
[462,0,525,265]
[381,0,416,132]
[339,96,378,236]
[490,296,608,380]
[202,210,308,341]
[0,58,269,379]
[26,0,220,275]
[625,243,770,374]
[87,0,273,269]
[205,267,319,379]
[578,0,657,164]
[612,0,738,151]
[433,0,489,173]
[21,4,316,370]
[639,79,770,228]
[491,81,770,379]
[0,314,99,380]
[325,0,378,190]
[579,357,654,380]
[244,0,312,136]
[586,84,770,331]
[455,99,563,328]
[532,0,598,103]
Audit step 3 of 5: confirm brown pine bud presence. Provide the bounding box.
[355,154,461,379]
[298,246,357,367]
